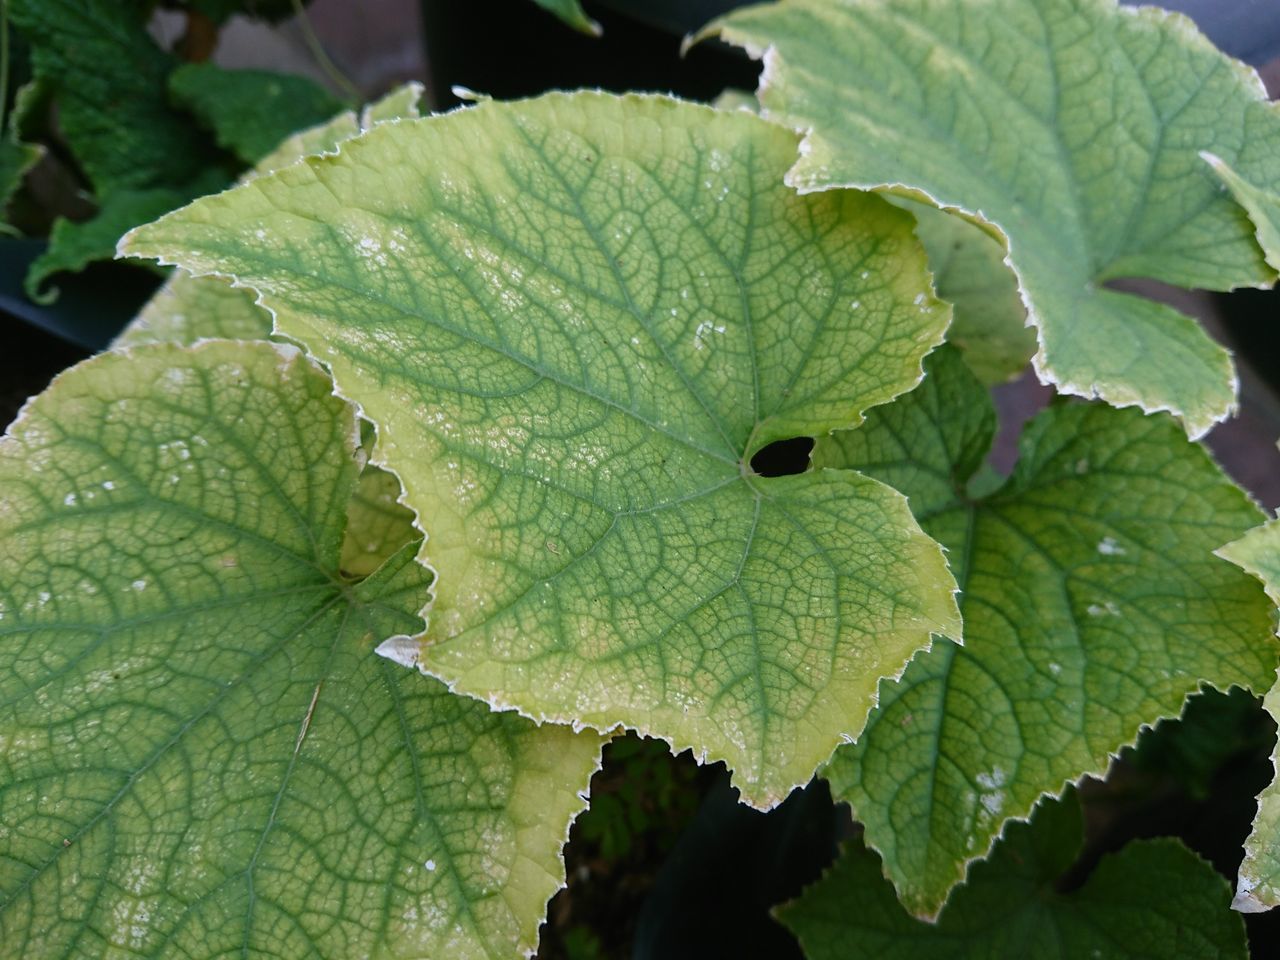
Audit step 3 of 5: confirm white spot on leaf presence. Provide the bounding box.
[1097,537,1126,556]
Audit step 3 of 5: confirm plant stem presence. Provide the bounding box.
[178,9,219,63]
[290,0,362,104]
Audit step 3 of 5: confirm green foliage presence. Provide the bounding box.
[10,0,214,195]
[0,341,603,957]
[575,736,699,862]
[117,271,270,346]
[0,138,40,222]
[169,63,346,165]
[115,83,424,348]
[1128,686,1274,804]
[816,346,1275,917]
[895,200,1033,384]
[24,178,220,303]
[2,1,1280,955]
[6,0,356,302]
[0,83,47,225]
[780,790,1247,959]
[1207,156,1280,275]
[122,92,962,809]
[340,463,419,579]
[1217,519,1280,912]
[562,929,608,960]
[706,0,1280,437]
[695,90,1032,385]
[0,79,44,222]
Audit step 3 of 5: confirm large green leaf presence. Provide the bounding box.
[1217,518,1280,913]
[814,346,1275,917]
[169,64,347,166]
[708,88,1031,384]
[122,92,961,808]
[0,340,603,958]
[779,789,1247,959]
[9,0,233,301]
[9,0,214,195]
[115,83,424,349]
[26,166,231,304]
[705,0,1280,437]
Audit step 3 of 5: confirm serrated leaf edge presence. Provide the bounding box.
[820,399,1275,919]
[836,667,1261,921]
[519,731,606,957]
[117,91,966,810]
[776,828,1238,949]
[692,0,1280,439]
[1216,526,1280,914]
[2,336,602,956]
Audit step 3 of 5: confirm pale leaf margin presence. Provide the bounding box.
[1204,153,1280,275]
[116,91,963,809]
[1217,517,1280,913]
[814,347,1275,918]
[0,339,606,958]
[102,98,614,944]
[688,0,1280,438]
[114,82,426,349]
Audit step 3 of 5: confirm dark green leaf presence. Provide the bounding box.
[0,140,42,223]
[532,0,601,36]
[780,790,1247,959]
[10,0,217,194]
[25,191,181,303]
[169,63,346,165]
[817,345,1275,916]
[25,170,226,303]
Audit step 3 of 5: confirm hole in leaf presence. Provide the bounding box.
[749,437,814,477]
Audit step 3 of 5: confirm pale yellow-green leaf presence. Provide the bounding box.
[711,88,761,114]
[0,340,602,958]
[703,84,1031,383]
[122,92,961,808]
[362,82,425,127]
[341,461,419,579]
[114,271,270,346]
